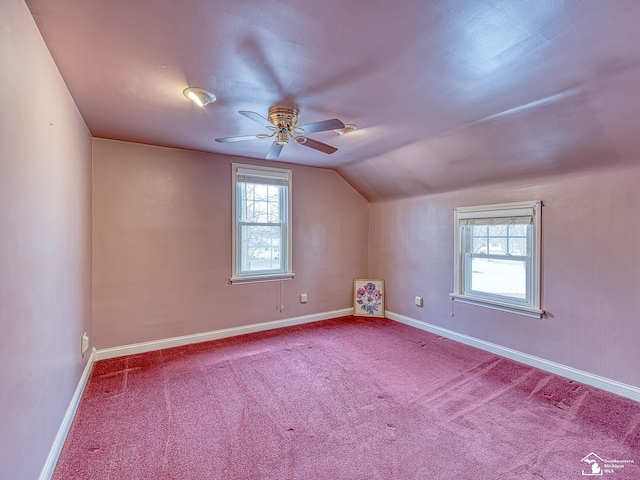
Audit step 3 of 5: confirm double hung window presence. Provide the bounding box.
[231,163,293,284]
[451,201,543,317]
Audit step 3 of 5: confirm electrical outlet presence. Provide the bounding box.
[299,293,308,304]
[415,296,424,307]
[81,333,89,354]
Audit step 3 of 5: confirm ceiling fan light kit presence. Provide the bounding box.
[215,106,347,160]
[183,87,216,107]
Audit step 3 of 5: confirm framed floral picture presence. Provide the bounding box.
[353,279,385,317]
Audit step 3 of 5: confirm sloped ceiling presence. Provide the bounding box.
[25,0,640,201]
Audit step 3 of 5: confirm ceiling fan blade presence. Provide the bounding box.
[266,143,284,160]
[239,111,274,127]
[297,137,338,154]
[298,118,345,134]
[215,134,267,143]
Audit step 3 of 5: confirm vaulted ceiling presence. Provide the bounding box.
[26,0,640,201]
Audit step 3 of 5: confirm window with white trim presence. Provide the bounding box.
[451,201,543,318]
[230,163,294,284]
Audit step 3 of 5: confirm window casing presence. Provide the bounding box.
[451,201,543,318]
[230,163,294,284]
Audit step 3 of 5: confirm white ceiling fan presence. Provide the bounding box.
[215,106,345,160]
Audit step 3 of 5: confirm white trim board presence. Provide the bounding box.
[95,308,353,361]
[39,348,96,480]
[386,311,640,403]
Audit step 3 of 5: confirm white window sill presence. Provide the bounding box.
[230,273,295,285]
[449,293,544,318]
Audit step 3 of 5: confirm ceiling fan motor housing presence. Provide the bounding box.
[268,106,299,130]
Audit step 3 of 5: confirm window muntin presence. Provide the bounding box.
[231,164,293,284]
[452,201,543,317]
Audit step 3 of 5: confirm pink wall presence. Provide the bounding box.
[369,164,640,388]
[92,139,369,348]
[0,1,92,479]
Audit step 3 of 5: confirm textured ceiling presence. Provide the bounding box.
[25,0,640,200]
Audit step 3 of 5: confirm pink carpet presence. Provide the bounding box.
[54,316,640,479]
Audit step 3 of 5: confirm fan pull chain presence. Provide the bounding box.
[276,281,284,313]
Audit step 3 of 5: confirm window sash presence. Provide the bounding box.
[464,253,532,304]
[236,184,287,276]
[231,164,293,284]
[466,221,531,257]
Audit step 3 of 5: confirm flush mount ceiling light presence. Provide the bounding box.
[334,124,358,135]
[183,87,216,107]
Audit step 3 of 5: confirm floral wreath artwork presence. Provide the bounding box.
[353,279,385,317]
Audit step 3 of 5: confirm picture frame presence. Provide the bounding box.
[353,279,385,317]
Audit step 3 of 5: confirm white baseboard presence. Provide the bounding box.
[39,348,96,480]
[386,311,640,403]
[95,308,353,361]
